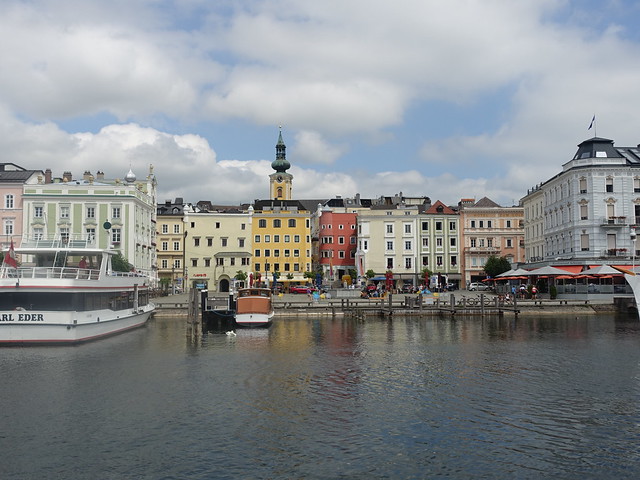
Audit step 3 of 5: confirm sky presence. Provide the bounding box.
[2,0,640,207]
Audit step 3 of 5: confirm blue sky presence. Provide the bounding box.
[2,0,640,206]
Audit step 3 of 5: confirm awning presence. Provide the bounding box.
[555,265,583,273]
[214,252,252,258]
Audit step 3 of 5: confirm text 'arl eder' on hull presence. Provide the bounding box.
[0,235,155,345]
[234,287,274,328]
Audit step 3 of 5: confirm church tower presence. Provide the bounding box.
[269,127,293,200]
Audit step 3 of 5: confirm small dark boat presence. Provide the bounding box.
[201,290,236,331]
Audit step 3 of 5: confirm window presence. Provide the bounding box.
[635,177,640,193]
[241,258,249,266]
[436,238,443,247]
[112,228,121,243]
[162,224,168,234]
[60,227,69,244]
[339,251,345,258]
[274,219,281,228]
[487,238,493,247]
[274,249,280,257]
[221,238,228,247]
[422,238,429,247]
[216,258,224,266]
[436,255,443,266]
[112,207,121,219]
[386,258,394,269]
[487,221,492,228]
[580,234,589,251]
[239,238,245,248]
[479,221,484,228]
[386,241,394,251]
[294,235,300,242]
[435,221,443,231]
[422,256,429,266]
[34,206,43,218]
[255,263,260,272]
[449,221,456,231]
[288,219,296,228]
[264,249,271,257]
[173,241,180,251]
[405,257,412,269]
[207,238,213,247]
[161,259,168,269]
[386,224,393,234]
[338,236,345,245]
[173,224,180,234]
[3,219,14,235]
[506,238,512,248]
[83,206,93,219]
[173,259,181,269]
[273,235,280,243]
[294,249,300,257]
[4,194,14,209]
[86,228,96,243]
[216,222,221,229]
[606,177,613,193]
[470,238,477,247]
[506,220,511,228]
[579,177,587,193]
[265,235,271,243]
[194,238,200,247]
[284,235,290,242]
[254,250,261,257]
[230,258,235,266]
[162,241,168,251]
[60,206,69,219]
[192,259,198,267]
[580,204,588,220]
[255,235,260,243]
[404,240,412,250]
[451,255,457,266]
[404,224,412,234]
[259,219,267,228]
[422,221,428,231]
[205,259,211,267]
[470,220,476,228]
[450,237,456,247]
[284,249,290,257]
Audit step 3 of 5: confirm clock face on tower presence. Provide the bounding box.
[277,175,283,182]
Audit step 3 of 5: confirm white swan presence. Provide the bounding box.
[226,331,237,336]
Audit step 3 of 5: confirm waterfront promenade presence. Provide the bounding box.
[153,289,624,318]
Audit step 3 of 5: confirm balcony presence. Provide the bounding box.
[601,248,628,258]
[600,216,627,227]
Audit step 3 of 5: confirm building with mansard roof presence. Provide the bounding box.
[521,136,640,270]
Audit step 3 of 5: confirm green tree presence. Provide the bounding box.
[234,270,247,282]
[483,255,511,278]
[365,269,375,280]
[111,252,133,272]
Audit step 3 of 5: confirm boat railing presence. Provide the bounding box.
[0,266,100,280]
[19,234,96,249]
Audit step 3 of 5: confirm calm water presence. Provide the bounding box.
[2,313,640,479]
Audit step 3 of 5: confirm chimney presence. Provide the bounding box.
[96,171,104,181]
[63,171,72,182]
[45,168,52,184]
[83,170,92,181]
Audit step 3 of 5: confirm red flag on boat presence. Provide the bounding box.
[3,240,17,268]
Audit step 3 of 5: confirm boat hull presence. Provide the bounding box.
[0,305,154,345]
[624,273,640,316]
[234,311,274,328]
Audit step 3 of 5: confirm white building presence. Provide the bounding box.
[521,136,640,265]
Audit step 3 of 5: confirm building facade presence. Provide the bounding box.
[521,136,640,266]
[460,197,525,285]
[22,167,157,277]
[419,200,461,287]
[0,163,43,250]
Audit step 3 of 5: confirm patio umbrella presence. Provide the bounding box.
[580,265,624,276]
[525,266,575,276]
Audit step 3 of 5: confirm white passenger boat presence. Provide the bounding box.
[0,236,155,345]
[234,287,274,328]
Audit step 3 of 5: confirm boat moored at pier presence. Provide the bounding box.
[0,235,155,345]
[234,287,274,328]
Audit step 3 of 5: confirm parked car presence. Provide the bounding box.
[290,285,313,294]
[468,282,491,291]
[446,282,457,291]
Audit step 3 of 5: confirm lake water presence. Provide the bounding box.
[2,313,640,479]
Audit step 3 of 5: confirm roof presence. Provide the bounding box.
[424,200,457,215]
[473,197,502,208]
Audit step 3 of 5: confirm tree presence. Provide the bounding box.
[111,252,133,272]
[365,269,375,280]
[234,270,247,282]
[483,255,511,278]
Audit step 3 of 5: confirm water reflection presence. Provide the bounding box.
[2,313,639,479]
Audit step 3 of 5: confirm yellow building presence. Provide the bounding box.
[251,201,312,286]
[156,198,187,293]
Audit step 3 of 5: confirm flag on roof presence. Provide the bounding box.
[588,115,595,130]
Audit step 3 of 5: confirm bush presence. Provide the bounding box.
[549,285,557,299]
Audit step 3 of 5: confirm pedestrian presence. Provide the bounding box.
[532,286,538,299]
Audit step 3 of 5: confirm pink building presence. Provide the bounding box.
[0,163,44,250]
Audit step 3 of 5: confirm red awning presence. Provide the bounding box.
[555,265,583,273]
